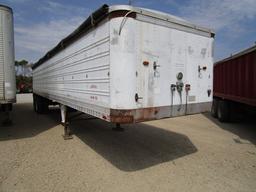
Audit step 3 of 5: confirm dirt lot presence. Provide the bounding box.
[0,94,256,192]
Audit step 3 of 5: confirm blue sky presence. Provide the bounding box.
[2,0,256,63]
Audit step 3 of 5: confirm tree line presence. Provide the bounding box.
[15,60,32,93]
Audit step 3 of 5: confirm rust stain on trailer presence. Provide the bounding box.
[110,115,134,123]
[110,109,133,123]
[110,107,160,123]
[135,107,159,122]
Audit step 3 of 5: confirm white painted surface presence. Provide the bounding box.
[110,16,213,109]
[33,5,214,121]
[0,6,16,103]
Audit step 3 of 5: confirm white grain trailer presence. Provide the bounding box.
[0,4,16,125]
[32,5,215,138]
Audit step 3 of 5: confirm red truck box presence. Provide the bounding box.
[212,45,256,122]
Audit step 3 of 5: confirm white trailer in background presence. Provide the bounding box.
[0,4,16,125]
[32,4,215,139]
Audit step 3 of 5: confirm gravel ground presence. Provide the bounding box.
[0,94,256,192]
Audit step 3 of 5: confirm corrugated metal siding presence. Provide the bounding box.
[0,14,5,100]
[214,49,256,106]
[33,21,110,118]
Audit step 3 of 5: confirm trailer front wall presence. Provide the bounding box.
[33,20,111,118]
[214,50,256,106]
[110,15,214,119]
[0,6,16,104]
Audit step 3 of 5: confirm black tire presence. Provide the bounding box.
[33,94,37,112]
[217,100,229,122]
[211,98,218,118]
[9,104,12,111]
[34,94,49,114]
[35,95,42,114]
[1,103,12,112]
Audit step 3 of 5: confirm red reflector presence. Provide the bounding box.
[185,84,191,91]
[143,61,149,66]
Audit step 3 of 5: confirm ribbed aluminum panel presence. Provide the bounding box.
[0,5,16,104]
[33,21,111,118]
[0,14,4,100]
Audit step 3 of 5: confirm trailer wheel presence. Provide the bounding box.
[33,94,37,112]
[1,103,12,112]
[211,98,218,118]
[40,97,49,114]
[35,95,43,114]
[217,100,229,122]
[34,95,49,114]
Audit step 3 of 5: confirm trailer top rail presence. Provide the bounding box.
[215,45,256,65]
[32,4,214,70]
[0,4,12,12]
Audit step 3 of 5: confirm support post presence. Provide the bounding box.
[60,104,73,140]
[112,123,124,132]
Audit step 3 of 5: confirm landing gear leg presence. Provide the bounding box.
[60,104,73,140]
[112,123,124,132]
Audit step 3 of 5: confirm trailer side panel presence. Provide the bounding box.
[214,48,256,106]
[0,5,16,104]
[33,20,111,119]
